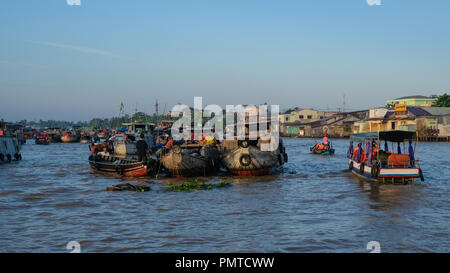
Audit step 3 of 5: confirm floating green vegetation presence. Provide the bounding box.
[165,179,232,192]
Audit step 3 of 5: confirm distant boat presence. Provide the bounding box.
[61,132,79,143]
[35,138,49,145]
[80,135,91,144]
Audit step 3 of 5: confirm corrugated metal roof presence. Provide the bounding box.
[407,107,432,117]
[393,95,430,99]
[420,107,450,116]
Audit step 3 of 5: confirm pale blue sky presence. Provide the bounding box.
[1,0,449,121]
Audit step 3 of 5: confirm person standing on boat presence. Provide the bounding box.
[136,134,149,163]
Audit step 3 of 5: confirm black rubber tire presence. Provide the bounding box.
[278,154,283,165]
[7,154,12,163]
[359,163,365,175]
[0,153,4,161]
[283,153,288,163]
[173,145,182,154]
[239,154,252,167]
[419,169,425,181]
[371,164,379,178]
[349,161,353,171]
[238,140,250,148]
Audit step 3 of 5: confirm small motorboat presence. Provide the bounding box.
[310,142,335,155]
[89,154,155,177]
[160,144,220,177]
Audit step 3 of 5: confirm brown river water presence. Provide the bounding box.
[0,138,449,252]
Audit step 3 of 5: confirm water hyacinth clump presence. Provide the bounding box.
[165,179,232,192]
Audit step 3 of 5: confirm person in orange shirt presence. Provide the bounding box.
[353,146,359,159]
[165,137,174,149]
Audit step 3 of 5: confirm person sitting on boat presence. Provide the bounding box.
[352,146,359,159]
[136,134,149,163]
[312,142,321,151]
[98,147,110,156]
[165,137,174,149]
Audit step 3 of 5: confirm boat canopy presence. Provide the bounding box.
[350,130,415,143]
[350,132,378,142]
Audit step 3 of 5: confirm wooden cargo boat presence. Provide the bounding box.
[220,139,287,176]
[160,144,220,177]
[348,131,424,184]
[89,154,154,177]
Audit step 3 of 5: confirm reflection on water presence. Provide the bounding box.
[0,138,449,252]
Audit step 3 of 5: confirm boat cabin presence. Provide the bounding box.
[122,121,155,135]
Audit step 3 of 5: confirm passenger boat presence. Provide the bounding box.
[220,139,287,176]
[347,130,424,184]
[61,132,80,143]
[88,154,150,177]
[160,144,220,177]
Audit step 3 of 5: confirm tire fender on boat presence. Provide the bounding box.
[6,154,12,163]
[419,168,425,181]
[173,145,182,154]
[239,154,252,167]
[359,162,365,175]
[283,153,288,163]
[371,164,379,178]
[348,161,353,171]
[238,140,250,148]
[0,153,4,161]
[278,154,283,165]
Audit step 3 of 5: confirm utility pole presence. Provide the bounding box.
[155,99,159,125]
[343,94,346,113]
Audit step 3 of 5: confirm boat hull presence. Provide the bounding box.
[311,148,335,155]
[221,145,286,176]
[89,155,148,177]
[0,136,22,163]
[160,147,218,177]
[349,159,420,184]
